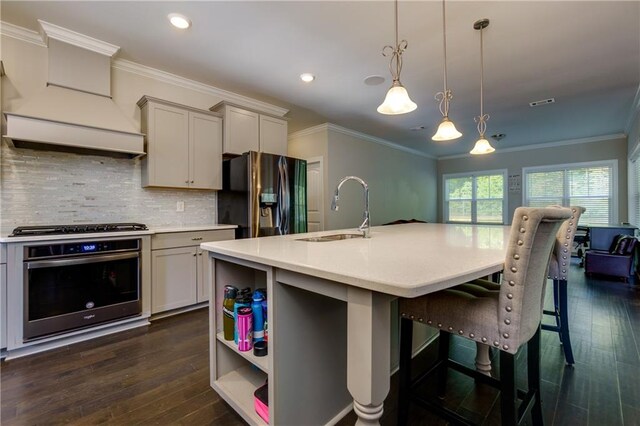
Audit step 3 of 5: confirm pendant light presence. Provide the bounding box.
[377,0,417,115]
[470,18,495,155]
[432,0,462,141]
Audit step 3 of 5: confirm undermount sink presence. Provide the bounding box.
[297,233,364,242]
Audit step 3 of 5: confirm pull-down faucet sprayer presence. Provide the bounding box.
[331,176,371,238]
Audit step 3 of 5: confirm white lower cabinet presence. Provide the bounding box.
[151,229,234,315]
[1,263,6,350]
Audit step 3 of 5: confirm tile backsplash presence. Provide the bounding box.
[0,145,216,235]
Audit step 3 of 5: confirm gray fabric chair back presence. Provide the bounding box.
[548,206,586,280]
[498,206,572,351]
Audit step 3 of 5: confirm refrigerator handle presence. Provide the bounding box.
[278,157,290,234]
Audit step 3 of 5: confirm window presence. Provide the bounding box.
[523,160,617,225]
[630,149,640,226]
[444,170,507,224]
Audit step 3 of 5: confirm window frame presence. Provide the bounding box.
[443,169,508,224]
[522,160,618,224]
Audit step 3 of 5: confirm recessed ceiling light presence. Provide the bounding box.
[300,73,315,83]
[491,133,506,141]
[168,13,191,29]
[364,75,385,86]
[410,125,426,131]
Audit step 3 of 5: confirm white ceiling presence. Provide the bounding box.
[2,1,639,157]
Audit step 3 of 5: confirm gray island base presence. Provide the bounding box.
[202,223,510,425]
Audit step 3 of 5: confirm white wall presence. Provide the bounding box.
[437,136,629,224]
[289,124,437,232]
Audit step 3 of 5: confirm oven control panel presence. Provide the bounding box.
[25,239,140,260]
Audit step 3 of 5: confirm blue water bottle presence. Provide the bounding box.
[252,290,265,342]
[234,288,252,344]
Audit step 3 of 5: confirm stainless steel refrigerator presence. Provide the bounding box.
[218,151,307,239]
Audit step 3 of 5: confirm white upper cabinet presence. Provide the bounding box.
[259,114,288,156]
[211,101,288,156]
[138,96,222,190]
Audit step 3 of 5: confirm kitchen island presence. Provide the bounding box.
[201,223,510,425]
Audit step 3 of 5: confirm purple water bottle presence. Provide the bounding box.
[237,306,253,352]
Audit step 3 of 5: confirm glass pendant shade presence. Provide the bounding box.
[377,81,417,115]
[432,117,462,141]
[470,137,495,155]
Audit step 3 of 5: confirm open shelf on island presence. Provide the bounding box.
[217,331,269,373]
[213,365,268,426]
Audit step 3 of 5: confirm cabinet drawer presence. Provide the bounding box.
[152,229,235,250]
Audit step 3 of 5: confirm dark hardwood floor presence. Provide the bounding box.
[2,259,639,425]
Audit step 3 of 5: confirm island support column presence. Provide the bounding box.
[347,287,394,425]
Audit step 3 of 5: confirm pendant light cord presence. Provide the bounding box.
[442,0,448,92]
[474,20,489,138]
[479,25,484,119]
[382,0,408,83]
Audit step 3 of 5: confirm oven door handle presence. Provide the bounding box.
[26,252,140,269]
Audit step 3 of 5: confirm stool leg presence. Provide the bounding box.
[553,279,561,336]
[558,279,575,365]
[528,326,543,426]
[398,318,413,426]
[437,331,450,399]
[500,350,517,426]
[475,342,492,376]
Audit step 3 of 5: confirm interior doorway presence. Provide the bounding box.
[306,157,324,232]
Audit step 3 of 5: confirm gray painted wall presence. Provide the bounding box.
[289,125,437,231]
[437,136,629,224]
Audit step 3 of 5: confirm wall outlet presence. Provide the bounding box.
[176,201,185,212]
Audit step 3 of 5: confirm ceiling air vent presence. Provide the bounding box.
[529,98,555,107]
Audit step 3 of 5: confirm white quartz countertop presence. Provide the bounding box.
[201,223,511,298]
[151,224,237,233]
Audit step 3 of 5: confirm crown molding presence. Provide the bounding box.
[38,20,120,56]
[439,133,627,160]
[1,20,288,116]
[289,123,435,159]
[0,21,45,46]
[113,59,289,117]
[288,123,330,139]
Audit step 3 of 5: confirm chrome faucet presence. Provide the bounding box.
[331,176,371,238]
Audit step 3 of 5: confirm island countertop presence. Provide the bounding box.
[201,222,510,298]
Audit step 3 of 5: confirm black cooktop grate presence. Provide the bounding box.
[9,223,148,237]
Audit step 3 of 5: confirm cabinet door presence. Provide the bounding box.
[148,103,190,188]
[1,264,6,349]
[196,248,209,303]
[259,115,288,156]
[189,112,222,190]
[151,247,197,314]
[224,106,259,155]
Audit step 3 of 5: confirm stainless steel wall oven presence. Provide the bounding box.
[23,238,142,340]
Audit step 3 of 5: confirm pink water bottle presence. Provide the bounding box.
[237,307,253,352]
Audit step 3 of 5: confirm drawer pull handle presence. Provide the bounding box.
[193,253,197,256]
[191,237,203,241]
[199,252,203,256]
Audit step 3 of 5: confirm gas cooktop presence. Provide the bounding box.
[9,223,148,237]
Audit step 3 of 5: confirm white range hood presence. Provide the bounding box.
[3,21,145,158]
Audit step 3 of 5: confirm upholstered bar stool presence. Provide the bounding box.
[398,206,572,426]
[543,206,585,365]
[467,206,585,369]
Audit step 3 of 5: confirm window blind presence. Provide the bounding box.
[524,162,615,225]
